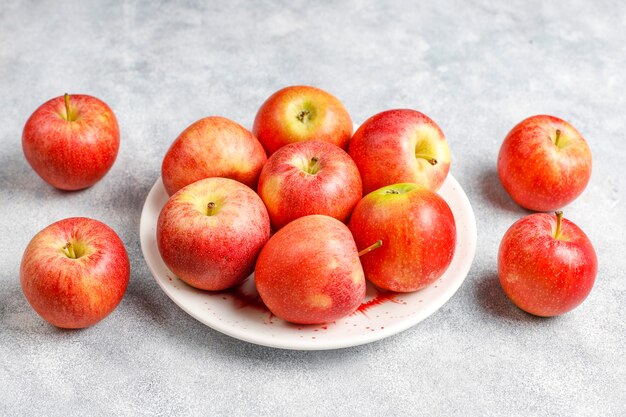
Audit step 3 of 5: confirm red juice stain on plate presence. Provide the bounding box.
[355,288,403,317]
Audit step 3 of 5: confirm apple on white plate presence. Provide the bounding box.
[161,116,267,196]
[157,177,270,291]
[257,140,362,230]
[253,85,353,156]
[255,215,366,324]
[349,109,450,194]
[349,183,456,292]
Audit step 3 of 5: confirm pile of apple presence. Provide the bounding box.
[157,86,456,324]
[18,85,597,330]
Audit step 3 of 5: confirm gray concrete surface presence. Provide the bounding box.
[1,1,625,416]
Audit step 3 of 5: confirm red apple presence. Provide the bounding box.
[252,85,353,156]
[349,183,456,292]
[157,177,270,291]
[20,217,130,328]
[257,141,362,230]
[255,215,366,324]
[161,116,267,196]
[497,115,592,211]
[22,93,120,190]
[349,109,450,194]
[498,211,597,317]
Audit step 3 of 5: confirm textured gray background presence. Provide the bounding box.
[1,1,625,416]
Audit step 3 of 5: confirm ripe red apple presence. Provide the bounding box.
[252,85,353,156]
[349,183,456,292]
[498,211,597,317]
[22,93,120,190]
[497,115,592,211]
[161,116,267,196]
[255,215,366,324]
[349,109,450,194]
[20,217,130,328]
[257,141,362,230]
[157,177,270,291]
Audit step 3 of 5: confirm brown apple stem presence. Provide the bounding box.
[62,242,77,259]
[554,211,563,239]
[64,93,71,121]
[415,154,438,165]
[358,240,382,257]
[207,202,216,216]
[554,129,562,147]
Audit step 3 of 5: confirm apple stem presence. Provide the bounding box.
[207,202,216,216]
[62,242,77,259]
[415,154,438,165]
[554,129,562,147]
[385,189,400,194]
[307,156,321,174]
[554,211,563,240]
[358,240,382,257]
[64,93,71,121]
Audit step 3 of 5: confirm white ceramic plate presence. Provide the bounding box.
[140,174,476,350]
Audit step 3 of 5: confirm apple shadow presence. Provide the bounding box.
[0,148,82,199]
[478,166,531,215]
[124,274,170,324]
[0,282,95,336]
[473,272,544,323]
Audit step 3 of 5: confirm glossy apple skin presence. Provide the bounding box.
[158,177,270,291]
[498,213,597,317]
[252,85,353,156]
[255,215,366,324]
[22,94,120,190]
[258,141,362,230]
[497,115,592,212]
[349,109,450,195]
[349,183,456,292]
[162,116,267,196]
[20,217,130,328]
